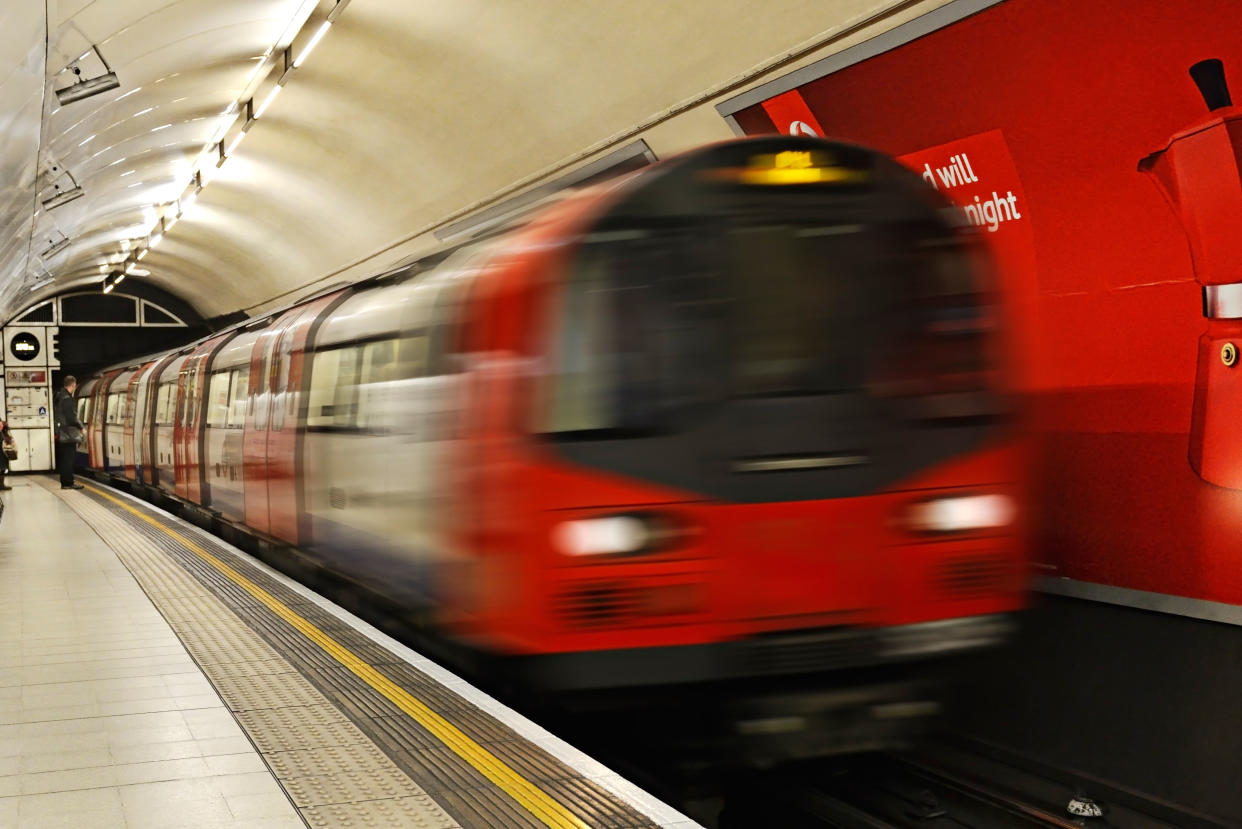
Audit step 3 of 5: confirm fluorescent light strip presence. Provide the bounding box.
[293,21,331,68]
[224,131,245,157]
[253,83,283,118]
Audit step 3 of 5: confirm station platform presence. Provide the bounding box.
[0,476,697,829]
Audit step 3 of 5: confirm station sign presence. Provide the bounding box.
[9,332,40,362]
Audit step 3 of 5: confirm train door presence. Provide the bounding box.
[132,358,165,484]
[183,354,207,504]
[141,357,174,485]
[101,371,126,473]
[122,370,143,480]
[244,312,296,535]
[268,292,349,545]
[156,354,188,493]
[89,375,110,469]
[74,383,94,469]
[173,357,195,499]
[77,378,98,468]
[186,333,237,507]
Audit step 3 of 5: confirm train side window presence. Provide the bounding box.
[307,349,339,428]
[106,392,121,425]
[357,338,414,433]
[307,346,360,429]
[227,368,250,428]
[273,341,293,432]
[255,335,277,430]
[77,397,89,424]
[397,334,428,379]
[156,382,174,426]
[333,347,360,428]
[206,371,231,428]
[427,280,469,376]
[180,364,197,429]
[189,362,205,429]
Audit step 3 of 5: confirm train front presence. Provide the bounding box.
[446,137,1024,761]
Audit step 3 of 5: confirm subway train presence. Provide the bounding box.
[75,136,1023,758]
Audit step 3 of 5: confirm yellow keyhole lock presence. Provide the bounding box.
[1223,342,1238,367]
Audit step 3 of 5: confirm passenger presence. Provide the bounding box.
[0,418,13,490]
[54,375,84,490]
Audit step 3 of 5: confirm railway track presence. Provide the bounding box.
[714,743,1230,829]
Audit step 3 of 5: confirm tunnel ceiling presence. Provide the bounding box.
[0,0,939,324]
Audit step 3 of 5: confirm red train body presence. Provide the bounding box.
[76,138,1022,743]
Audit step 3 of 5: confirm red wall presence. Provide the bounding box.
[734,0,1242,604]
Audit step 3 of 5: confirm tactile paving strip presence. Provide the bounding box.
[55,480,660,829]
[302,795,460,829]
[54,483,464,829]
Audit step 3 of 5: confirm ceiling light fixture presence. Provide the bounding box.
[42,182,84,211]
[41,163,85,209]
[54,45,121,105]
[137,248,149,260]
[40,235,71,259]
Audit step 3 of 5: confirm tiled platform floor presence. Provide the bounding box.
[0,478,304,829]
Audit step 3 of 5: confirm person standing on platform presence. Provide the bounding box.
[54,375,84,490]
[0,418,13,490]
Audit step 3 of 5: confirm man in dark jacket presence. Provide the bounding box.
[54,375,84,490]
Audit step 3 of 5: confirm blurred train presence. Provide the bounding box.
[75,136,1023,758]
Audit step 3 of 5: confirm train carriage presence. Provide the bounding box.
[78,137,1023,756]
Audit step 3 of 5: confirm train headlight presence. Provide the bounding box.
[555,516,651,556]
[905,494,1014,533]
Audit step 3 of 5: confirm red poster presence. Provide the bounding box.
[728,0,1242,605]
[898,131,1040,388]
[760,90,825,137]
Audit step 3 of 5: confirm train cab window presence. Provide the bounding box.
[207,371,231,428]
[543,251,620,433]
[227,368,250,428]
[77,397,89,425]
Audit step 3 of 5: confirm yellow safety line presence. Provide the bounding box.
[80,483,589,829]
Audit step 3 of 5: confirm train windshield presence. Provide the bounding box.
[542,214,995,437]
